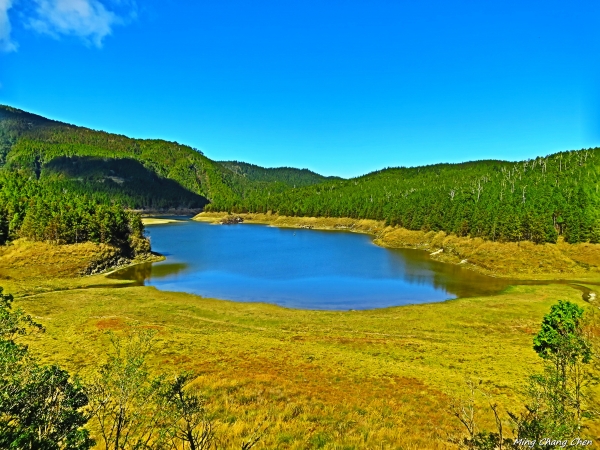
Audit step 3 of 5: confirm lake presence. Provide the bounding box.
[110,218,523,310]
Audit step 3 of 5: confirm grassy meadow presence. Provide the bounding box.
[2,229,599,448]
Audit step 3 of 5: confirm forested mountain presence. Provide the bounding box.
[0,107,145,249]
[0,105,335,249]
[218,161,341,187]
[1,104,599,246]
[224,151,600,244]
[0,105,217,249]
[41,156,207,210]
[0,105,241,210]
[0,106,339,212]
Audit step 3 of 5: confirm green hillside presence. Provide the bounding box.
[0,105,241,210]
[0,105,340,212]
[41,156,207,210]
[2,104,599,246]
[0,169,148,252]
[0,105,340,248]
[218,160,342,187]
[226,152,600,244]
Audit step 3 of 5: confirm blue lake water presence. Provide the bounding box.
[111,219,516,310]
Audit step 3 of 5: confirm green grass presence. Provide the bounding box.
[11,271,597,448]
[2,238,597,448]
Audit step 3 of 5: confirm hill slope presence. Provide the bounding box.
[0,106,341,212]
[224,153,600,244]
[0,105,238,210]
[218,160,342,187]
[2,105,599,245]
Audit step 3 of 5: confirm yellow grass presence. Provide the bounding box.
[3,236,599,448]
[193,212,385,235]
[15,282,598,448]
[0,239,163,296]
[142,217,185,225]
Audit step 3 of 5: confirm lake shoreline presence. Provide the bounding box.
[193,212,600,281]
[141,217,186,225]
[5,219,599,446]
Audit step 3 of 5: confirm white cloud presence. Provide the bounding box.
[0,0,135,53]
[27,0,120,47]
[0,0,17,52]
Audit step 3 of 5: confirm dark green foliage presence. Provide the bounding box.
[0,288,42,339]
[0,105,341,215]
[0,106,57,167]
[0,105,246,210]
[0,287,94,449]
[0,107,156,252]
[2,104,599,244]
[533,301,591,365]
[219,161,340,187]
[42,156,208,210]
[227,151,600,244]
[1,365,94,450]
[0,104,347,220]
[0,170,149,254]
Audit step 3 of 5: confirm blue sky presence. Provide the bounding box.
[1,1,599,177]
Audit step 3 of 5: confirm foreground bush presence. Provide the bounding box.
[0,287,93,449]
[452,300,598,449]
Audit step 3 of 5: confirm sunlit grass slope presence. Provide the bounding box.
[11,263,595,448]
[0,239,158,296]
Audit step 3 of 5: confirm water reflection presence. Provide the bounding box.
[109,262,187,284]
[383,248,512,298]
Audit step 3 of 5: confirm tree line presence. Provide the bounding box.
[218,161,340,188]
[2,105,600,245]
[215,149,600,244]
[0,170,149,256]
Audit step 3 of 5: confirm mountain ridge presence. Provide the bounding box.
[0,105,338,211]
[1,104,599,245]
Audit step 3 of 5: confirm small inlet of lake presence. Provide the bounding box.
[109,218,526,310]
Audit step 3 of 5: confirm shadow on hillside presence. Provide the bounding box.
[42,156,209,210]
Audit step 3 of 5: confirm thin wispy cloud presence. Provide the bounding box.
[0,0,17,52]
[0,0,135,52]
[28,0,121,47]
